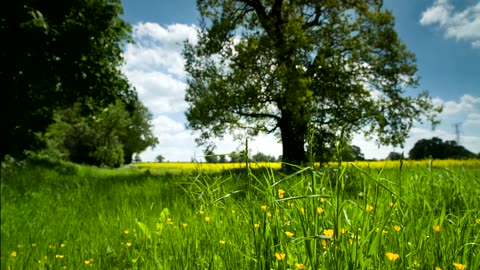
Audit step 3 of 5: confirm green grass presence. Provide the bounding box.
[1,158,479,269]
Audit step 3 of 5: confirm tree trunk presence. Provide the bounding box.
[279,112,308,167]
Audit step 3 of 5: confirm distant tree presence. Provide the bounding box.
[204,149,219,163]
[2,0,135,160]
[386,152,403,160]
[134,154,142,163]
[229,151,247,163]
[252,152,276,162]
[277,155,283,162]
[409,137,475,159]
[156,155,165,163]
[218,155,227,163]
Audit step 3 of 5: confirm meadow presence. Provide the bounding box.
[1,158,479,269]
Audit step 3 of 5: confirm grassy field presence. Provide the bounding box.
[1,158,479,269]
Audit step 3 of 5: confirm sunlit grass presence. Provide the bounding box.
[2,158,479,269]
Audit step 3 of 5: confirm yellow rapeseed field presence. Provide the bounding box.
[136,159,479,173]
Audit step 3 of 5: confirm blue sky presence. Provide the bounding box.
[121,0,480,161]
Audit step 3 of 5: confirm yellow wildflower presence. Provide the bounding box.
[267,212,272,217]
[393,225,401,232]
[278,189,286,199]
[300,207,305,214]
[204,216,211,222]
[219,240,225,245]
[261,205,268,211]
[453,263,466,270]
[254,223,260,230]
[167,218,173,225]
[365,204,374,212]
[433,225,443,232]
[274,252,286,261]
[284,231,294,237]
[124,230,129,234]
[475,219,480,225]
[31,243,37,248]
[231,209,236,214]
[323,229,334,237]
[199,210,205,215]
[10,251,17,257]
[60,243,66,248]
[385,252,399,261]
[295,263,306,269]
[435,267,443,270]
[340,228,346,234]
[320,197,326,203]
[389,202,396,207]
[84,260,92,265]
[321,239,328,249]
[126,242,132,247]
[55,254,65,259]
[182,223,188,228]
[317,207,324,214]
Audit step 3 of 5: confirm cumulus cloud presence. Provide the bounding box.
[420,0,480,48]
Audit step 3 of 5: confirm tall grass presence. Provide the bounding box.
[1,158,479,269]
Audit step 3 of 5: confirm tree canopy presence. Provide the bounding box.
[184,0,441,166]
[409,137,475,160]
[1,0,135,159]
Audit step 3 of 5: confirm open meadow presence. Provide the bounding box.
[1,158,479,269]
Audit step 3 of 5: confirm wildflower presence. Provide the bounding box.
[321,239,328,249]
[126,242,132,247]
[254,223,260,230]
[320,198,326,203]
[433,225,442,232]
[274,252,286,261]
[231,209,236,214]
[84,260,92,265]
[295,263,306,269]
[340,228,346,234]
[204,216,211,222]
[167,218,173,225]
[453,263,466,270]
[284,231,294,237]
[385,252,399,261]
[435,267,443,270]
[261,205,268,211]
[31,243,37,248]
[300,207,305,214]
[199,210,205,215]
[267,212,272,217]
[365,204,374,212]
[219,240,226,245]
[10,251,17,257]
[278,189,286,199]
[476,219,480,225]
[389,202,396,207]
[393,225,401,232]
[124,230,129,234]
[55,254,65,259]
[182,223,188,228]
[317,207,324,214]
[323,229,334,237]
[60,243,66,248]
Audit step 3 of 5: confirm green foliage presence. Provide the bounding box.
[184,0,441,165]
[1,0,135,160]
[387,152,403,160]
[2,160,479,269]
[155,155,165,163]
[39,101,158,167]
[409,137,475,160]
[252,152,276,162]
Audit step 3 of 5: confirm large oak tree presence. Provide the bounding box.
[184,0,441,165]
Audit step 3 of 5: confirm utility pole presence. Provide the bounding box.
[453,122,461,145]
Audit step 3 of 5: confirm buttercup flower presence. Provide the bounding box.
[284,231,294,237]
[126,242,132,247]
[393,225,401,231]
[167,218,173,225]
[10,251,17,257]
[55,254,65,259]
[323,229,334,237]
[385,252,399,261]
[317,207,324,214]
[254,223,260,229]
[182,223,188,228]
[295,263,306,269]
[365,204,374,212]
[204,216,211,222]
[453,263,466,270]
[320,198,326,203]
[267,212,272,217]
[475,219,480,225]
[199,210,205,215]
[124,230,129,234]
[219,240,225,245]
[274,252,286,261]
[261,205,268,211]
[278,189,286,199]
[435,267,443,270]
[433,225,442,232]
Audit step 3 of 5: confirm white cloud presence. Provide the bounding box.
[420,0,480,48]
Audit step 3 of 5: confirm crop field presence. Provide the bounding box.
[1,159,479,269]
